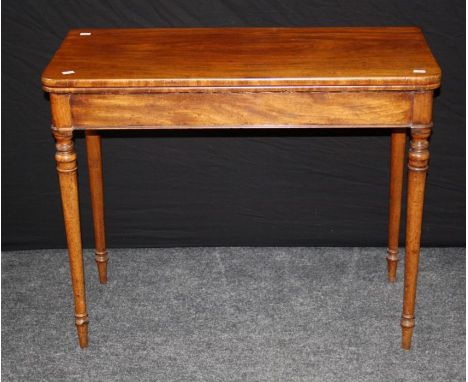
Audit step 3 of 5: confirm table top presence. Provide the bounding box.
[42,27,440,91]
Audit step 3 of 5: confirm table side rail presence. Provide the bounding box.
[69,91,415,129]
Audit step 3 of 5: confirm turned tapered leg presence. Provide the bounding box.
[53,128,89,348]
[387,130,406,282]
[401,127,431,350]
[85,131,108,284]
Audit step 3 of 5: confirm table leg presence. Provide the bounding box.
[53,128,89,348]
[387,130,406,282]
[401,126,431,350]
[85,131,109,284]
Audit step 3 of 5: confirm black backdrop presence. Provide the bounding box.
[2,0,465,250]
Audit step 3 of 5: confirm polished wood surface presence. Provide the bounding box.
[85,131,108,284]
[43,27,440,350]
[71,92,413,129]
[387,130,406,282]
[42,27,440,91]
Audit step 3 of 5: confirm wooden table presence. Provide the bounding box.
[42,27,441,350]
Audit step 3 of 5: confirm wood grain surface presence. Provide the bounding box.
[42,27,440,91]
[71,91,413,128]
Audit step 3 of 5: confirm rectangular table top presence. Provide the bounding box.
[42,27,440,92]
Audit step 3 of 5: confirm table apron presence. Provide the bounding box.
[69,91,415,129]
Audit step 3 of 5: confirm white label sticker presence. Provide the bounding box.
[61,70,75,75]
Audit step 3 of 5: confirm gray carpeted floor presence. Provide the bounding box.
[2,247,465,381]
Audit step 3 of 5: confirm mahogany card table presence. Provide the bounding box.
[42,27,441,349]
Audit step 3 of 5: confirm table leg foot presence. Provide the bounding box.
[386,249,399,283]
[76,314,89,348]
[95,251,109,284]
[401,314,415,350]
